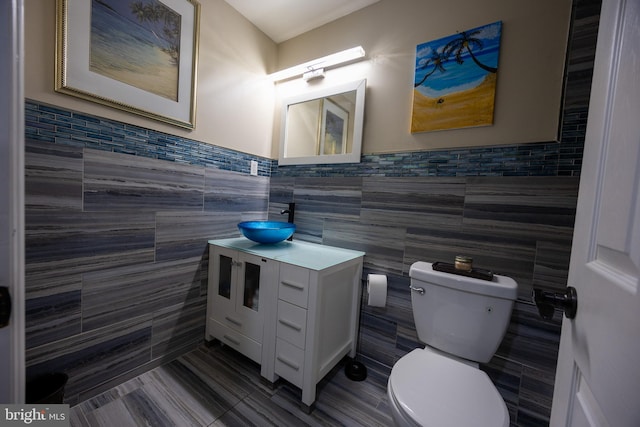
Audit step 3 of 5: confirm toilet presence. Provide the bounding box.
[387,261,517,427]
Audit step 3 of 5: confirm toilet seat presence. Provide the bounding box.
[388,348,509,427]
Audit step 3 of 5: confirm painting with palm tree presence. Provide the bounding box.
[411,21,502,133]
[90,0,181,101]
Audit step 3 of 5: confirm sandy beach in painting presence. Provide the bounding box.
[90,47,179,101]
[90,0,180,101]
[411,73,497,133]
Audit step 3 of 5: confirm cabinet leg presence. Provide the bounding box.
[259,377,278,390]
[300,401,315,414]
[301,385,316,412]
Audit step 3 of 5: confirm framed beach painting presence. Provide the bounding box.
[411,21,502,133]
[55,0,200,129]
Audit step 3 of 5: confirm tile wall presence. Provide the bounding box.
[268,174,578,426]
[23,121,271,404]
[23,1,599,426]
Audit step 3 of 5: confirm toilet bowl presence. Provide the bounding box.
[387,347,509,427]
[387,261,517,427]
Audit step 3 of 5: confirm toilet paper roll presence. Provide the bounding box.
[367,274,388,307]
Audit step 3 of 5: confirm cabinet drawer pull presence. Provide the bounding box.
[277,355,300,371]
[225,316,242,326]
[278,318,302,331]
[281,280,305,291]
[223,335,240,345]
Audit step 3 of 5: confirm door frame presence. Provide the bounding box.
[0,0,26,404]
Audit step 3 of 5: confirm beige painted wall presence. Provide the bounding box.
[25,0,277,159]
[273,0,573,157]
[25,0,572,160]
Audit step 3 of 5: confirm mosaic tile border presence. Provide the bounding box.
[25,99,586,181]
[273,103,588,178]
[24,100,273,177]
[272,136,584,178]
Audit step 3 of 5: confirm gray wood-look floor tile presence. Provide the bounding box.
[71,342,393,426]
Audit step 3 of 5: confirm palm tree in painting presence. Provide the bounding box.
[443,30,497,73]
[130,1,181,64]
[414,49,448,87]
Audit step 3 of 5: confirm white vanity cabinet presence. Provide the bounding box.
[206,238,365,410]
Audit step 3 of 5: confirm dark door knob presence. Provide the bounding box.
[533,286,577,320]
[0,286,11,328]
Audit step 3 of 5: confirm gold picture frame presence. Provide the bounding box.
[55,0,200,129]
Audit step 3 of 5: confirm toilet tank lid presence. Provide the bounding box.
[410,262,518,300]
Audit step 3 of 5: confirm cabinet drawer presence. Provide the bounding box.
[276,300,307,349]
[207,318,262,364]
[278,264,309,308]
[275,338,305,387]
[214,310,263,344]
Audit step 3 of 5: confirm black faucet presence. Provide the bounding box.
[280,202,295,224]
[280,202,295,241]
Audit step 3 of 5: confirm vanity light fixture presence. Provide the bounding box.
[269,46,365,82]
[302,68,325,82]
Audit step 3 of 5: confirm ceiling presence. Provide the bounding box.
[223,0,380,43]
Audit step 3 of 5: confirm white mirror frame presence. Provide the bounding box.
[278,79,366,166]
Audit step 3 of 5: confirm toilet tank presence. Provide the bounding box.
[409,261,518,363]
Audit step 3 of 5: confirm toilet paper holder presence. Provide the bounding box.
[345,277,373,382]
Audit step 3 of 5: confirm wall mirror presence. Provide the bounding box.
[278,79,366,165]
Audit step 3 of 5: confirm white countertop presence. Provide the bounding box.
[209,237,365,270]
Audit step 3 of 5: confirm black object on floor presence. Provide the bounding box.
[345,359,368,381]
[26,372,69,404]
[345,279,368,382]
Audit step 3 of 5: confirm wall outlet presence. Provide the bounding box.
[250,160,258,176]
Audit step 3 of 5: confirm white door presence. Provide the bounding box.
[550,0,640,425]
[0,0,26,404]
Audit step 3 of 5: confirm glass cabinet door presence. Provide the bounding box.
[235,252,268,343]
[243,261,261,311]
[217,254,233,300]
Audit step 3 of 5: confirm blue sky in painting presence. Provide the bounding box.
[414,21,502,97]
[94,0,177,46]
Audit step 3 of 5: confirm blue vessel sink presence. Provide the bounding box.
[238,221,296,244]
